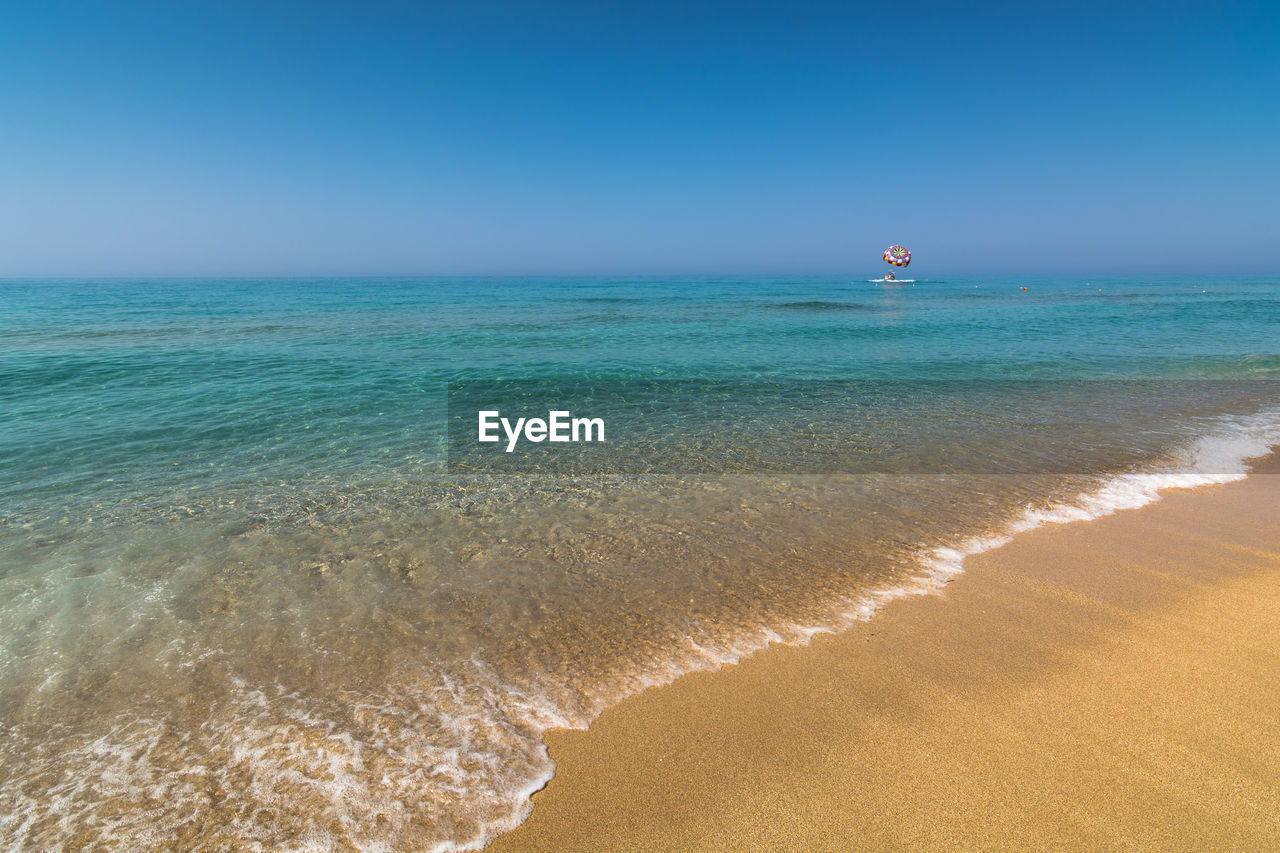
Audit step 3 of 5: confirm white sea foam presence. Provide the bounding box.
[653,410,1280,668]
[901,406,1280,603]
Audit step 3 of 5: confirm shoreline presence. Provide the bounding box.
[488,453,1280,851]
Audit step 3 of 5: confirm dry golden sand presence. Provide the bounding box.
[489,459,1280,852]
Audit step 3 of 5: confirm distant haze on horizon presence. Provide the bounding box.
[1,1,1276,277]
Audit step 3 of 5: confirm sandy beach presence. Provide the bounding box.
[490,457,1280,851]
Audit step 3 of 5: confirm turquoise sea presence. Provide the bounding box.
[2,275,1278,849]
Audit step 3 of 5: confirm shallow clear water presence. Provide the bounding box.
[2,275,1278,849]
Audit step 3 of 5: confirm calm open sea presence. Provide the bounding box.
[2,275,1278,850]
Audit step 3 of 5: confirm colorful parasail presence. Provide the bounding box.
[884,245,911,267]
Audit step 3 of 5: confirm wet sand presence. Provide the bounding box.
[489,457,1280,851]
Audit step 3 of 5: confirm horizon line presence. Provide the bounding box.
[2,270,1277,282]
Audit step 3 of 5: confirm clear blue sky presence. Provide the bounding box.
[1,1,1276,276]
